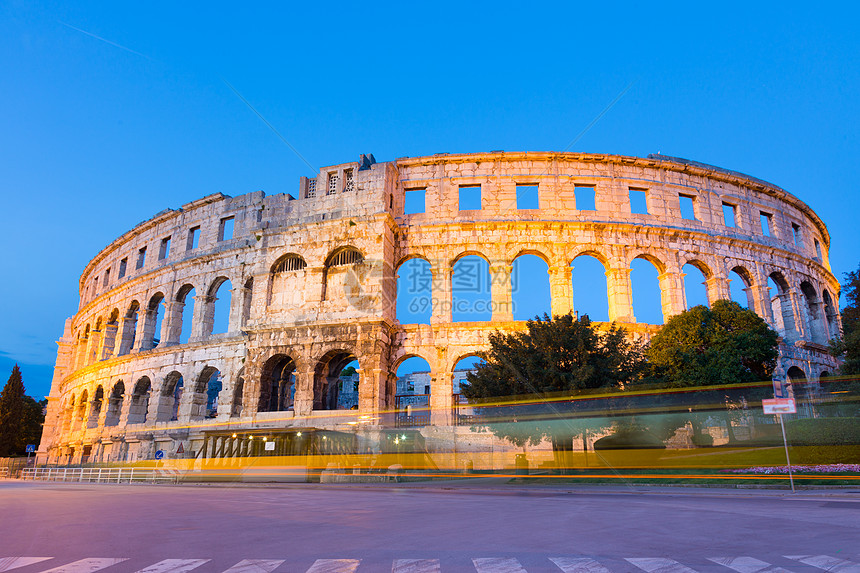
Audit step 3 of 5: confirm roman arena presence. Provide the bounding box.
[37,152,842,464]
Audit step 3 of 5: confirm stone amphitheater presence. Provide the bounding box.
[37,152,842,464]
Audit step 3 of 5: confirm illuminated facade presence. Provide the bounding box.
[38,152,841,464]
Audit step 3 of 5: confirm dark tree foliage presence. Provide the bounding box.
[459,314,646,456]
[0,365,26,457]
[647,300,779,388]
[830,264,860,376]
[17,397,46,454]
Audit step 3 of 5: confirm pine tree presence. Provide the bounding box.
[0,365,26,457]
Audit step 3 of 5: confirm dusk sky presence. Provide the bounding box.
[2,2,858,399]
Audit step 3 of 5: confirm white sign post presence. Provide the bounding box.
[762,398,797,493]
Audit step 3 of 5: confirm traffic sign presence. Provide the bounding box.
[176,443,185,454]
[763,397,797,414]
[154,450,164,460]
[25,445,35,453]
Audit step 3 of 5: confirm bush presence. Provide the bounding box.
[785,417,860,446]
[594,429,666,450]
[691,433,714,447]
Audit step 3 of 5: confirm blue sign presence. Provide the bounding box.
[25,445,35,453]
[154,450,164,460]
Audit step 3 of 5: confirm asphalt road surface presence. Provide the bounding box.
[1,480,858,573]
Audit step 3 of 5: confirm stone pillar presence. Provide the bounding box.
[83,333,97,367]
[490,263,514,322]
[101,322,118,359]
[358,363,387,419]
[293,368,315,417]
[97,398,109,429]
[606,267,635,323]
[132,309,154,352]
[117,394,133,427]
[226,286,241,334]
[549,265,573,317]
[748,284,774,324]
[305,266,326,304]
[430,372,453,426]
[431,266,453,324]
[658,271,686,320]
[778,292,800,341]
[116,317,135,356]
[162,301,184,346]
[705,275,731,306]
[191,294,211,340]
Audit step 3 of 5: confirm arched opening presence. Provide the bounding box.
[76,390,88,427]
[145,293,165,350]
[269,254,307,308]
[103,309,120,358]
[209,279,233,335]
[89,318,103,364]
[800,281,826,344]
[631,257,664,325]
[118,302,139,355]
[683,262,709,309]
[512,253,550,320]
[191,367,222,419]
[822,290,840,340]
[787,366,810,406]
[395,356,432,426]
[259,355,297,412]
[105,382,123,427]
[396,257,432,324]
[76,326,90,369]
[453,355,484,424]
[452,254,491,322]
[157,372,184,422]
[729,266,753,309]
[571,254,609,322]
[128,377,151,424]
[62,395,75,433]
[232,369,245,417]
[241,277,253,326]
[322,246,365,303]
[87,386,104,429]
[768,272,795,336]
[176,284,196,344]
[314,351,359,410]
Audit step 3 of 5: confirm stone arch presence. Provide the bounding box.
[190,366,222,419]
[396,255,432,325]
[128,377,151,424]
[786,365,811,403]
[822,289,840,340]
[452,253,492,322]
[103,308,120,358]
[768,271,796,337]
[118,301,140,355]
[512,252,551,320]
[204,277,233,336]
[88,317,104,364]
[76,324,91,369]
[142,292,165,350]
[451,354,485,401]
[395,355,433,396]
[682,261,709,309]
[157,371,184,422]
[269,253,308,308]
[571,252,610,322]
[258,354,298,413]
[87,385,104,429]
[241,277,253,326]
[105,381,124,427]
[800,280,827,344]
[729,265,755,309]
[75,390,88,426]
[322,246,365,303]
[313,349,360,410]
[62,393,75,433]
[631,254,665,324]
[232,368,245,417]
[171,283,196,345]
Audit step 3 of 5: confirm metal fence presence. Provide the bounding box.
[19,466,180,484]
[0,467,9,478]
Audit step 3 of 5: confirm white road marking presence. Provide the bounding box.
[625,558,699,573]
[392,559,440,573]
[304,560,360,573]
[0,559,53,573]
[472,558,527,573]
[221,561,284,573]
[785,555,860,572]
[550,557,613,572]
[40,559,128,573]
[134,560,209,573]
[708,557,793,573]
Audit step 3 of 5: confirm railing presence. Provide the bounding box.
[19,466,180,484]
[0,468,9,478]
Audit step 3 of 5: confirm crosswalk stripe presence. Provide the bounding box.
[39,559,128,573]
[221,561,284,573]
[472,558,527,573]
[708,557,792,573]
[625,558,699,573]
[550,557,613,573]
[134,560,209,573]
[392,559,440,573]
[0,559,53,573]
[304,560,360,573]
[785,555,860,572]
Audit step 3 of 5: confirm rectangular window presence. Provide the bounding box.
[679,194,696,220]
[102,269,110,287]
[516,184,539,210]
[327,173,338,195]
[404,188,426,214]
[136,247,147,270]
[187,226,200,251]
[814,238,822,259]
[306,178,317,198]
[722,203,737,227]
[219,216,234,241]
[118,258,127,279]
[574,186,596,211]
[344,169,354,192]
[459,185,482,210]
[159,237,171,260]
[760,212,772,236]
[792,223,801,247]
[629,188,648,215]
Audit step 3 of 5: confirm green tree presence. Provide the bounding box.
[830,263,860,376]
[647,300,779,443]
[459,314,647,465]
[16,397,46,454]
[0,365,26,457]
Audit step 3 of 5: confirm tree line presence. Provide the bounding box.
[0,365,47,457]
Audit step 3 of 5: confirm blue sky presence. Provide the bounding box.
[2,1,858,399]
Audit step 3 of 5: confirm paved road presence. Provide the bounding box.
[0,480,858,572]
